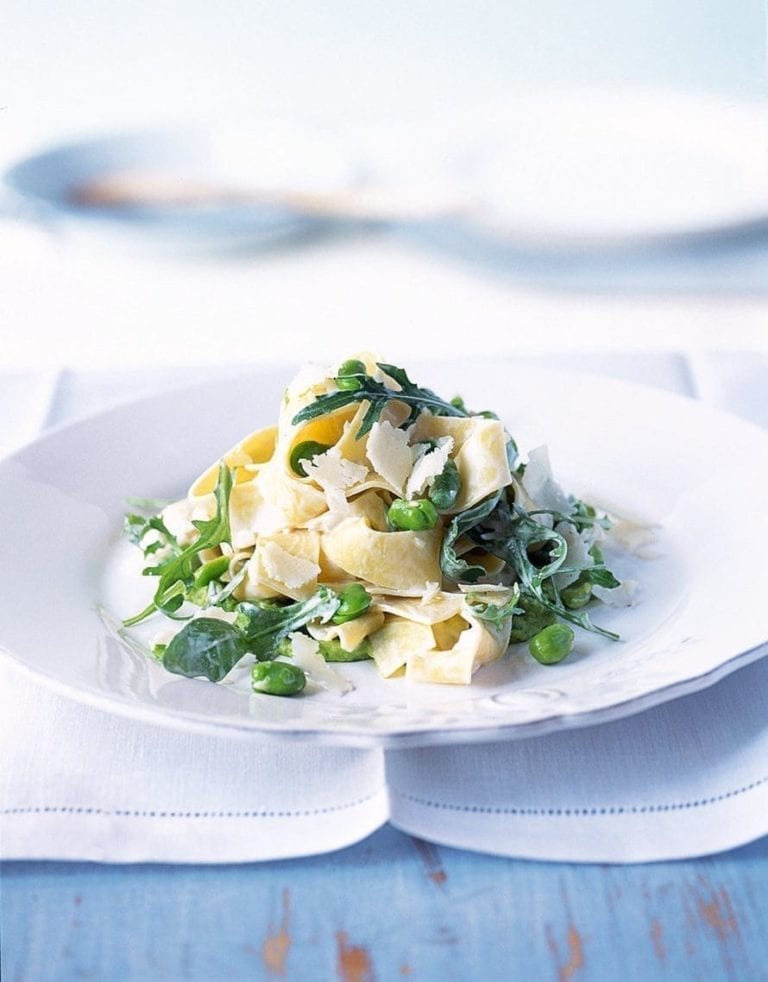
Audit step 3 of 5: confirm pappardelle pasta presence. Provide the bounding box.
[123,356,631,696]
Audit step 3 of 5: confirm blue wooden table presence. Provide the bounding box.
[3,826,767,980]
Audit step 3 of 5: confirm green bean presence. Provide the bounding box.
[388,497,439,531]
[251,660,307,696]
[290,440,331,476]
[560,575,593,610]
[274,636,293,658]
[318,638,373,662]
[193,555,230,588]
[332,583,372,624]
[528,623,575,665]
[336,359,367,391]
[508,595,556,643]
[428,458,461,511]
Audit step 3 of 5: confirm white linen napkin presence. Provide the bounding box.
[0,668,388,863]
[2,353,767,863]
[386,651,768,862]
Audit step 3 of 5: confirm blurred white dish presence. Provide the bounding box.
[2,121,363,251]
[372,89,768,247]
[8,91,768,253]
[2,362,768,746]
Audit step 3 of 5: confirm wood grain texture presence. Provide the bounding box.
[2,826,768,981]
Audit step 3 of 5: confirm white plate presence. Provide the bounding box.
[2,363,768,747]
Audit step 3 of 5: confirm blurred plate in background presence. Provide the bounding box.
[3,121,363,252]
[6,90,768,255]
[369,88,768,249]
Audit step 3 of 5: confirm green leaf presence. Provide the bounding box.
[465,584,521,626]
[318,637,373,662]
[124,463,234,625]
[440,492,502,583]
[123,513,179,556]
[570,499,612,532]
[291,362,469,439]
[234,587,341,662]
[546,602,619,640]
[467,500,620,641]
[508,593,557,643]
[124,513,150,546]
[161,617,249,681]
[581,565,621,589]
[487,508,568,594]
[502,515,618,640]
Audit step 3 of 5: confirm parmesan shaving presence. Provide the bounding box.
[405,437,454,500]
[592,580,638,607]
[161,496,215,545]
[520,446,570,514]
[260,540,320,590]
[288,633,353,693]
[366,420,413,495]
[303,445,368,493]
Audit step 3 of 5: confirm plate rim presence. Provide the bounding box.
[3,633,768,749]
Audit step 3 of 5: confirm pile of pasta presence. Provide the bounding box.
[160,357,519,685]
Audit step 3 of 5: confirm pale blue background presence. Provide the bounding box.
[5,0,767,140]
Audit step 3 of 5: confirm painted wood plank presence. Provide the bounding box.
[3,827,767,981]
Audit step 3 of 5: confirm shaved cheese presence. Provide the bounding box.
[285,362,331,403]
[405,437,454,500]
[593,580,638,607]
[421,581,441,604]
[256,465,328,530]
[245,531,322,601]
[307,495,350,534]
[335,403,375,464]
[607,519,661,559]
[307,609,385,651]
[303,445,368,492]
[288,633,353,692]
[409,415,477,451]
[162,495,215,545]
[242,560,282,600]
[553,521,592,589]
[260,540,320,590]
[521,446,570,513]
[229,482,267,548]
[366,420,413,495]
